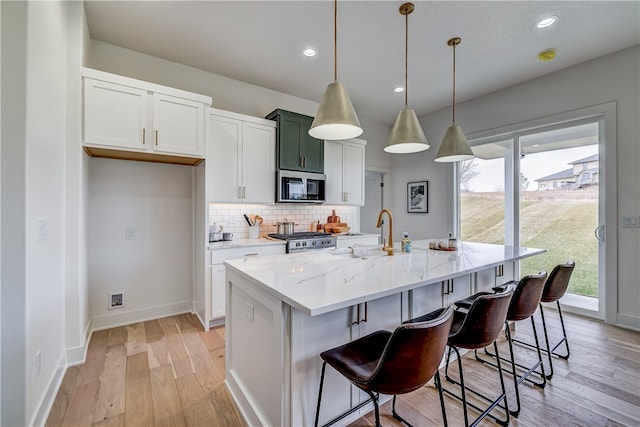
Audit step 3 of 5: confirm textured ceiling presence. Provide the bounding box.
[84,1,640,125]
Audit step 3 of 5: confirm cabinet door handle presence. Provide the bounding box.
[300,156,304,167]
[351,304,360,326]
[361,302,368,323]
[142,128,146,145]
[242,186,246,199]
[244,253,258,256]
[449,279,454,293]
[155,130,158,146]
[237,187,242,198]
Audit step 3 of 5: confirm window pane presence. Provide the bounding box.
[518,125,599,298]
[459,140,508,245]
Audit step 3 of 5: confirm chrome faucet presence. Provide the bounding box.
[376,209,394,256]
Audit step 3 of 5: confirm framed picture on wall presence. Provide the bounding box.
[407,181,428,213]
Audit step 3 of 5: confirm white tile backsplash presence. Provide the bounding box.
[209,203,359,239]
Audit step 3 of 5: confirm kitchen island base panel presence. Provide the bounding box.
[226,268,398,427]
[225,272,289,426]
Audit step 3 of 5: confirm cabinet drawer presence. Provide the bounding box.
[211,244,285,264]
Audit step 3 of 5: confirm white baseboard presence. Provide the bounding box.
[30,352,67,427]
[616,313,640,331]
[66,319,93,366]
[91,301,192,331]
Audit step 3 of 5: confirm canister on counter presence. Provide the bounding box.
[448,233,458,249]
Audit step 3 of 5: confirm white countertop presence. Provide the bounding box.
[224,240,545,317]
[208,238,286,250]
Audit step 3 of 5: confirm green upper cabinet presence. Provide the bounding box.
[266,109,324,173]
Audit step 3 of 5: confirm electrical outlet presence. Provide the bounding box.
[125,227,136,240]
[108,292,125,310]
[36,218,48,242]
[245,301,254,321]
[622,216,640,228]
[35,350,42,378]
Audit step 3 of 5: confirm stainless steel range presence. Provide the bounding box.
[268,231,337,253]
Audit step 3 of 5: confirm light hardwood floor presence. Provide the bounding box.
[46,311,639,427]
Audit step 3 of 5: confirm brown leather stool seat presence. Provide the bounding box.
[413,290,514,427]
[314,307,454,427]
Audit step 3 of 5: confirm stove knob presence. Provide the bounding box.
[302,242,307,247]
[312,241,317,246]
[296,242,301,247]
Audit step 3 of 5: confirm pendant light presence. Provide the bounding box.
[385,2,429,154]
[435,37,474,162]
[309,0,363,141]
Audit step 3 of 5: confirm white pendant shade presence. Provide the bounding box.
[385,108,429,154]
[309,81,363,140]
[435,125,474,162]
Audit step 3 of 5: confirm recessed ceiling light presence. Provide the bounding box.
[303,48,317,57]
[394,86,404,93]
[536,16,558,29]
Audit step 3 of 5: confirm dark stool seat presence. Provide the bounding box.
[453,282,516,310]
[314,307,454,427]
[411,290,514,427]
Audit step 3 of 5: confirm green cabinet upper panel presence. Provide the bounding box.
[266,109,324,173]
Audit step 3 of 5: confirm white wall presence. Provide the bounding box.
[1,1,73,425]
[416,46,640,328]
[88,158,194,329]
[1,2,27,424]
[64,0,91,369]
[24,2,68,424]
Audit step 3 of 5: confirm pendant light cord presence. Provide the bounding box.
[452,41,456,124]
[404,9,409,108]
[333,0,337,82]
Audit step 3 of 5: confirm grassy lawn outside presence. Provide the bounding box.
[461,191,598,297]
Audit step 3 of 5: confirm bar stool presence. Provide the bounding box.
[414,290,514,427]
[314,307,453,427]
[459,272,548,416]
[512,261,575,379]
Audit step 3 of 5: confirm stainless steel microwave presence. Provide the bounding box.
[276,170,326,203]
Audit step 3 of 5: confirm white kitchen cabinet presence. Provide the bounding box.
[290,293,404,426]
[207,109,276,203]
[325,138,366,206]
[82,67,210,165]
[475,262,515,293]
[208,243,285,326]
[409,273,471,317]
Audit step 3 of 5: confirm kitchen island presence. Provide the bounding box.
[223,240,545,427]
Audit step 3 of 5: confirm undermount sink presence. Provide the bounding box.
[330,246,388,259]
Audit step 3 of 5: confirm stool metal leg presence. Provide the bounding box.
[434,371,449,427]
[513,302,571,380]
[314,362,328,427]
[442,345,510,427]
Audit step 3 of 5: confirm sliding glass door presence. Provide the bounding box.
[458,118,606,316]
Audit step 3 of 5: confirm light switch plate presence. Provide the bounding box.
[622,216,640,228]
